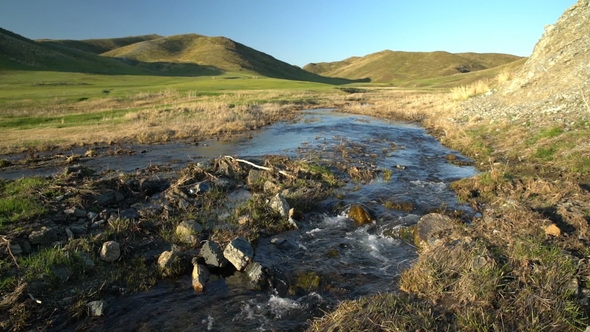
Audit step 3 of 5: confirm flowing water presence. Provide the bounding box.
[5,109,476,331]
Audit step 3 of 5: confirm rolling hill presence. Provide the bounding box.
[100,33,353,83]
[0,28,155,75]
[37,34,162,55]
[303,50,523,84]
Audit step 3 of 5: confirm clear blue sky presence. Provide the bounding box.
[0,0,575,67]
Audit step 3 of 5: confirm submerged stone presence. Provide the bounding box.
[348,204,372,225]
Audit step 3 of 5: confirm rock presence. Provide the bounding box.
[20,240,31,254]
[270,193,290,217]
[64,207,87,219]
[100,241,121,262]
[118,208,139,220]
[263,180,279,193]
[191,263,210,292]
[245,262,267,290]
[9,243,23,256]
[200,241,227,268]
[545,224,561,237]
[212,177,236,192]
[223,237,254,271]
[348,204,372,225]
[237,215,252,225]
[157,250,178,271]
[87,300,107,317]
[79,252,95,270]
[414,213,457,249]
[96,190,125,206]
[87,211,99,221]
[175,220,204,243]
[189,181,210,195]
[247,169,264,186]
[140,178,169,196]
[29,227,60,245]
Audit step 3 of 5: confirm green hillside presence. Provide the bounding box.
[0,28,153,75]
[37,34,162,54]
[303,50,523,84]
[101,33,353,83]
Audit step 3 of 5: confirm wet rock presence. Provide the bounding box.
[348,204,372,225]
[189,181,210,195]
[200,241,227,268]
[270,193,290,217]
[383,225,416,243]
[245,262,267,290]
[100,241,121,262]
[191,261,210,292]
[414,213,457,249]
[29,227,61,245]
[87,300,107,317]
[175,220,204,244]
[223,237,254,271]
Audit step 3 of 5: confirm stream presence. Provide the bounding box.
[2,109,476,331]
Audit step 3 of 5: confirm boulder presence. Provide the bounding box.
[223,237,254,271]
[348,204,372,225]
[87,300,107,316]
[200,241,227,268]
[191,261,210,292]
[100,241,121,262]
[414,213,457,249]
[270,193,290,217]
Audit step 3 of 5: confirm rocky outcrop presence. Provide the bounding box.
[459,0,590,122]
[269,193,290,217]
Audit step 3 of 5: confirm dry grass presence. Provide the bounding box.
[450,80,491,101]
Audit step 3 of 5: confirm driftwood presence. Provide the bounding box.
[223,156,296,179]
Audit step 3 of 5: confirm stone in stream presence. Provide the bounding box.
[223,237,254,271]
[100,241,121,262]
[348,204,372,225]
[245,262,267,291]
[200,241,228,268]
[191,258,210,292]
[269,193,290,217]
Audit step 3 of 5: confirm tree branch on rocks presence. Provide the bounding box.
[223,156,296,179]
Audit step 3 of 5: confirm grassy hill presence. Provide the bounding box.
[0,28,155,75]
[101,33,353,83]
[303,50,523,84]
[37,34,162,54]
